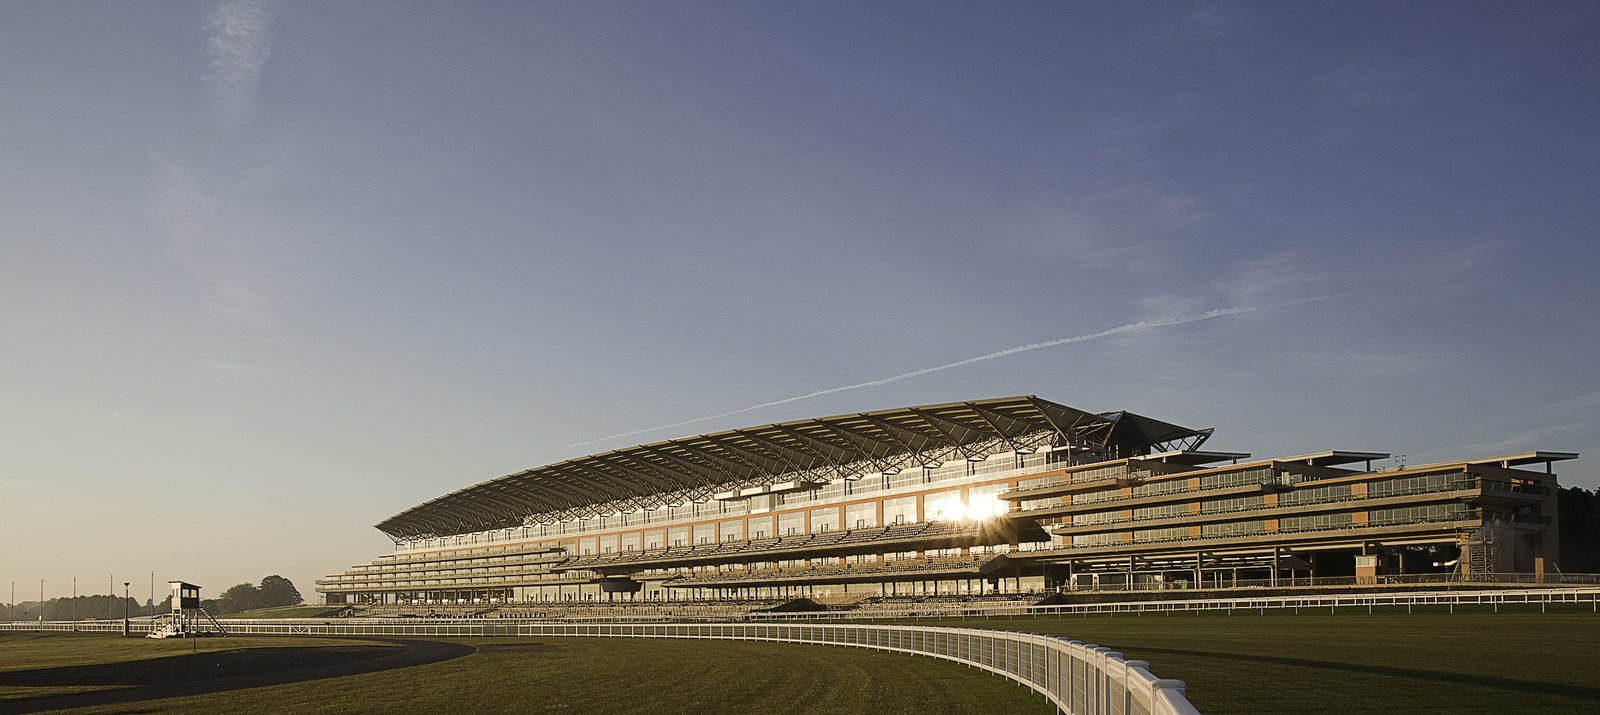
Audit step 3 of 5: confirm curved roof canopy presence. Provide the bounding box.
[376,395,1211,541]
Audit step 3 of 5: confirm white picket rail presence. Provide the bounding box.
[556,623,1202,715]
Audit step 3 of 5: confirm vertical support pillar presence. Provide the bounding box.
[1534,534,1548,579]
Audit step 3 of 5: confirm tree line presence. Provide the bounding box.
[1558,485,1600,572]
[3,575,303,620]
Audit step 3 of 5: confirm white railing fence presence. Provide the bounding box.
[0,619,1198,715]
[524,623,1199,715]
[749,587,1600,621]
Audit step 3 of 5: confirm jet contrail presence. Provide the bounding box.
[566,294,1341,449]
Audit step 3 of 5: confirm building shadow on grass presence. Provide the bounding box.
[0,639,472,715]
[1127,646,1600,702]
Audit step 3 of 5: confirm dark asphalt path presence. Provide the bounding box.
[0,638,474,714]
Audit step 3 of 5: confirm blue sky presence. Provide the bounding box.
[3,1,1597,602]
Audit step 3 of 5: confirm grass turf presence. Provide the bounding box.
[903,603,1600,714]
[1,636,1054,714]
[223,606,342,619]
[0,633,374,673]
[0,634,379,703]
[7,605,1596,713]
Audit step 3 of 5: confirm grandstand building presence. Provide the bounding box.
[317,396,1574,607]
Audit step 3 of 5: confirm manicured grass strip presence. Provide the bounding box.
[226,606,342,619]
[907,604,1600,714]
[0,685,124,701]
[0,634,376,673]
[59,637,1055,715]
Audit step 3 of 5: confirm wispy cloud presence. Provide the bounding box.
[1441,422,1592,458]
[1095,251,1347,380]
[999,212,1150,270]
[1318,58,1412,108]
[1217,250,1332,307]
[1442,389,1600,458]
[1152,4,1234,42]
[1001,176,1214,277]
[1421,240,1500,282]
[149,156,274,327]
[204,0,285,129]
[566,294,1345,449]
[150,4,298,328]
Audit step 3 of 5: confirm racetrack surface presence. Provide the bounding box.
[0,639,472,714]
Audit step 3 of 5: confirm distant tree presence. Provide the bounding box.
[216,583,261,614]
[257,575,303,607]
[1558,486,1600,573]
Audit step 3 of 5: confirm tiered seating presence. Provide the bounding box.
[845,592,1043,617]
[352,603,507,618]
[667,553,998,587]
[552,520,999,573]
[489,597,786,621]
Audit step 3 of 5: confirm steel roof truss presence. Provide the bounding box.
[706,438,793,479]
[1031,400,1114,451]
[769,423,855,469]
[811,421,905,474]
[969,403,1046,452]
[424,499,495,531]
[612,453,702,493]
[698,438,809,487]
[635,443,737,487]
[904,407,991,460]
[723,431,811,473]
[480,482,559,515]
[521,475,598,513]
[858,414,949,464]
[670,438,777,488]
[732,429,846,481]
[551,464,644,504]
[584,456,678,493]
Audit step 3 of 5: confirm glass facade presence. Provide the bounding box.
[323,436,1560,606]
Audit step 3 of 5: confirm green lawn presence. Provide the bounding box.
[902,604,1600,714]
[0,635,1053,715]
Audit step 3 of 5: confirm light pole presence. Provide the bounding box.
[123,582,131,637]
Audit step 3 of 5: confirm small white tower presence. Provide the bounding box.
[147,581,226,638]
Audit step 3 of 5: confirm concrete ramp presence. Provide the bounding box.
[758,598,829,613]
